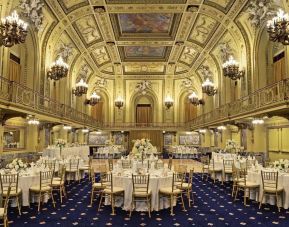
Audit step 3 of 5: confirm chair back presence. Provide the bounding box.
[246,159,256,169]
[39,171,54,191]
[168,157,173,170]
[155,162,164,169]
[68,159,79,171]
[188,169,194,185]
[223,159,234,172]
[132,174,150,195]
[261,171,279,190]
[108,159,113,171]
[90,168,96,184]
[122,160,131,169]
[0,173,19,195]
[100,172,113,191]
[58,165,66,183]
[236,168,247,185]
[45,159,56,171]
[172,172,185,192]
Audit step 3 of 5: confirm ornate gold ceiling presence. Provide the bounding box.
[39,0,252,80]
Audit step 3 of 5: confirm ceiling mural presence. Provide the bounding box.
[41,0,251,78]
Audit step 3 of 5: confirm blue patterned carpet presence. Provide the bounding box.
[7,174,289,227]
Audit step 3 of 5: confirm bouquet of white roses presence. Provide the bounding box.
[55,139,66,148]
[225,139,239,153]
[273,159,289,171]
[6,158,28,171]
[132,138,153,155]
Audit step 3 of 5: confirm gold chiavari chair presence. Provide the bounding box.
[208,159,223,184]
[246,159,256,170]
[0,186,11,227]
[168,157,173,170]
[79,156,93,180]
[108,159,114,171]
[90,168,107,206]
[44,160,56,173]
[175,164,187,173]
[234,168,259,206]
[98,172,124,215]
[130,174,151,218]
[259,171,284,212]
[159,172,186,215]
[29,171,55,212]
[122,160,131,169]
[231,163,242,197]
[66,159,80,183]
[200,156,209,180]
[0,173,22,215]
[51,165,66,203]
[177,169,194,207]
[223,159,234,180]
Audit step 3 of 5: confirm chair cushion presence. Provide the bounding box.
[2,188,22,196]
[103,187,124,194]
[51,180,64,186]
[159,187,182,195]
[79,166,89,170]
[209,167,222,172]
[264,187,284,193]
[203,165,209,169]
[238,181,259,188]
[92,183,106,189]
[30,185,51,192]
[133,189,152,197]
[53,177,61,181]
[0,208,4,218]
[177,183,192,189]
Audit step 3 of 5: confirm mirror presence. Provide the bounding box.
[3,126,26,150]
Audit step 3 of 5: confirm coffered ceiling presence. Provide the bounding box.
[43,0,250,80]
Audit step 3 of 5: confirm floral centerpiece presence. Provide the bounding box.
[272,159,289,171]
[55,139,66,148]
[105,139,112,145]
[225,139,239,153]
[131,138,153,158]
[6,158,28,171]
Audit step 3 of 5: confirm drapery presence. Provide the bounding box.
[129,130,163,152]
[91,102,103,122]
[136,104,152,124]
[185,102,197,122]
[8,59,21,83]
[273,52,285,82]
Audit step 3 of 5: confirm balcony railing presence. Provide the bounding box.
[101,122,189,131]
[0,76,100,128]
[189,78,289,129]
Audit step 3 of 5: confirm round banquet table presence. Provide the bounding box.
[247,170,289,209]
[106,169,174,211]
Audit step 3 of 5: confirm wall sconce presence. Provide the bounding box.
[115,97,124,109]
[27,115,40,125]
[164,96,174,109]
[252,118,264,125]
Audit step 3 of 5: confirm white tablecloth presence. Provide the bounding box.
[43,146,90,160]
[106,169,173,211]
[247,170,289,209]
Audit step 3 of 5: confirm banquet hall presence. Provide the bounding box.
[0,0,289,226]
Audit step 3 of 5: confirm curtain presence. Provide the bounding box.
[129,130,163,152]
[273,54,285,82]
[91,102,103,122]
[136,104,152,124]
[185,102,197,122]
[8,59,21,83]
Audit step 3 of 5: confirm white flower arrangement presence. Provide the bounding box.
[105,139,112,145]
[272,159,289,171]
[6,158,28,171]
[225,139,239,152]
[132,138,153,155]
[55,139,66,148]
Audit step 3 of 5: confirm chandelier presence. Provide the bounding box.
[73,79,88,96]
[222,56,244,80]
[267,9,289,45]
[164,96,174,109]
[202,78,217,96]
[86,92,100,106]
[82,128,89,133]
[188,92,204,106]
[27,115,39,125]
[63,125,72,130]
[47,57,69,80]
[115,97,124,109]
[217,125,226,131]
[252,118,264,125]
[0,11,28,47]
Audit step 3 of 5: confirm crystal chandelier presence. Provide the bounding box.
[188,92,204,106]
[202,78,217,96]
[86,92,100,106]
[73,79,88,96]
[267,9,289,45]
[47,57,69,80]
[222,56,244,80]
[164,96,174,109]
[27,115,40,125]
[114,97,124,109]
[0,11,28,47]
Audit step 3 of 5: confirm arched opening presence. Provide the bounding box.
[135,96,152,125]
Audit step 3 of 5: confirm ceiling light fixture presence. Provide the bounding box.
[222,56,245,80]
[86,92,100,106]
[63,125,72,130]
[115,97,124,109]
[47,57,69,81]
[27,115,40,125]
[202,78,217,96]
[0,11,28,47]
[188,92,204,106]
[73,78,88,96]
[164,96,174,109]
[252,118,265,125]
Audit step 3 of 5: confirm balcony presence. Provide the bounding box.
[190,78,289,129]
